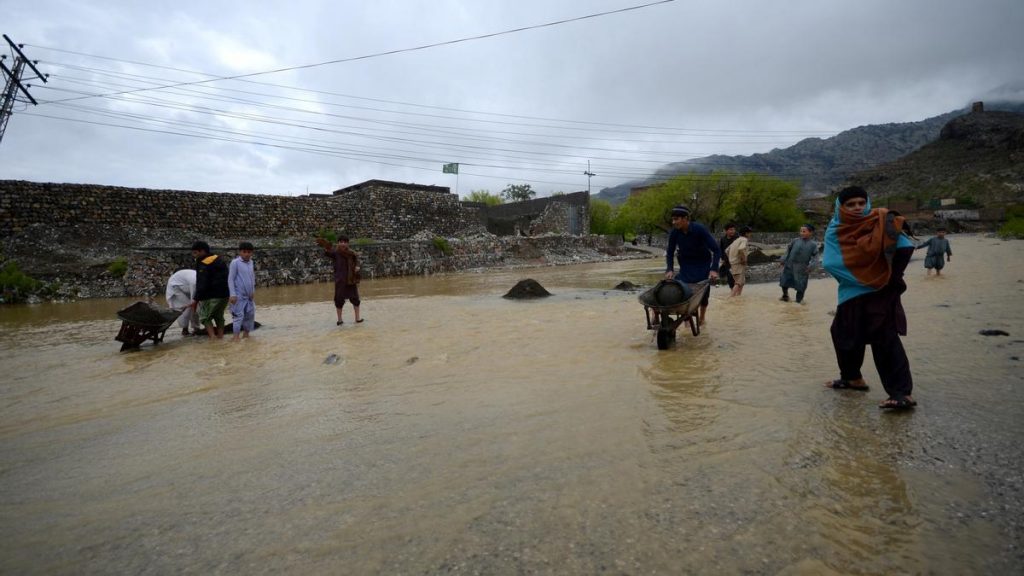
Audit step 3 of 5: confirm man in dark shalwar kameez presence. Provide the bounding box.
[316,235,364,325]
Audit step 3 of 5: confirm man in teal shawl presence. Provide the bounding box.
[822,186,918,410]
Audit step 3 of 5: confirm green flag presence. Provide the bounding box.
[442,162,459,174]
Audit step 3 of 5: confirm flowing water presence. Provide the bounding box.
[1,235,1022,575]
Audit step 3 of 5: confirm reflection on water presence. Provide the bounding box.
[0,237,1022,574]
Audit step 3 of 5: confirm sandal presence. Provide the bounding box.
[825,379,870,391]
[879,397,916,411]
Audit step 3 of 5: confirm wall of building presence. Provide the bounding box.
[480,191,590,236]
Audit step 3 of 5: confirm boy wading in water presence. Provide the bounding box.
[779,224,819,303]
[822,186,918,410]
[228,241,256,341]
[191,241,230,340]
[916,227,952,275]
[726,226,751,297]
[316,235,363,325]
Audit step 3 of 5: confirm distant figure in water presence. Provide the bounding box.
[317,235,363,325]
[165,269,201,336]
[779,224,819,303]
[228,241,257,341]
[822,186,917,411]
[726,226,751,297]
[718,223,738,290]
[916,227,952,275]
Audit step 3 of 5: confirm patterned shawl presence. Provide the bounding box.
[822,198,912,305]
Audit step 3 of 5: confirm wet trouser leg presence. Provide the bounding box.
[834,342,866,382]
[870,332,913,399]
[795,289,805,302]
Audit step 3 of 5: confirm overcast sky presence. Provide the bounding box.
[2,0,1022,198]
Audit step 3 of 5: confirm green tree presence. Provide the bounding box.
[611,173,736,235]
[731,174,804,231]
[589,198,615,234]
[501,183,536,202]
[466,189,503,206]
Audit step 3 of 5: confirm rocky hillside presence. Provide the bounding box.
[596,101,1024,205]
[845,109,1024,204]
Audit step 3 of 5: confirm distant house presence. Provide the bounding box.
[332,179,452,196]
[472,192,591,236]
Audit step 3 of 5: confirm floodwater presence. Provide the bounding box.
[1,235,1022,575]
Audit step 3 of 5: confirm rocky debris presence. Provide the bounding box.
[613,281,639,291]
[503,279,551,299]
[323,354,340,365]
[746,248,775,265]
[979,329,1011,336]
[408,230,445,242]
[653,280,693,306]
[117,301,179,326]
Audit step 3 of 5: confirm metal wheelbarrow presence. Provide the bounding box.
[638,280,710,350]
[114,301,182,351]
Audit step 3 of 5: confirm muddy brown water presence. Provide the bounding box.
[1,235,1022,574]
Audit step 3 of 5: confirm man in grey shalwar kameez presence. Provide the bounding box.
[778,224,819,303]
[915,227,952,275]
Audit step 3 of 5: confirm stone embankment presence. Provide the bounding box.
[4,227,636,301]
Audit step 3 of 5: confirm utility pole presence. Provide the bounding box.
[1,34,48,146]
[583,160,595,193]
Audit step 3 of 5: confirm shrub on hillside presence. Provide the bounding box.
[0,262,42,303]
[432,237,452,256]
[997,218,1024,239]
[107,257,128,278]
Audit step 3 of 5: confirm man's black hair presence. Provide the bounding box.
[837,186,868,204]
[239,241,255,251]
[338,235,350,242]
[724,222,736,229]
[191,240,211,253]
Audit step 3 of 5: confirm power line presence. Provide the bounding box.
[32,49,832,136]
[40,1,679,105]
[1,34,48,145]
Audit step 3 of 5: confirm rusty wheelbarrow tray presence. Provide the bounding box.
[638,280,710,350]
[114,301,182,352]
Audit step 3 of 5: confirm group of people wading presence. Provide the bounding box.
[163,186,950,412]
[664,186,952,413]
[164,236,364,340]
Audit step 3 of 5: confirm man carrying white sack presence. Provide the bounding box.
[165,268,202,336]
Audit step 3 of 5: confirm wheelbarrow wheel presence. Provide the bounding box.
[657,328,672,350]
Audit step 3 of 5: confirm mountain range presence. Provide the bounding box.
[594,101,1024,206]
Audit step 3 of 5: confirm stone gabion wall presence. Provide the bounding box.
[0,180,484,240]
[333,186,485,239]
[80,235,626,299]
[530,201,589,235]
